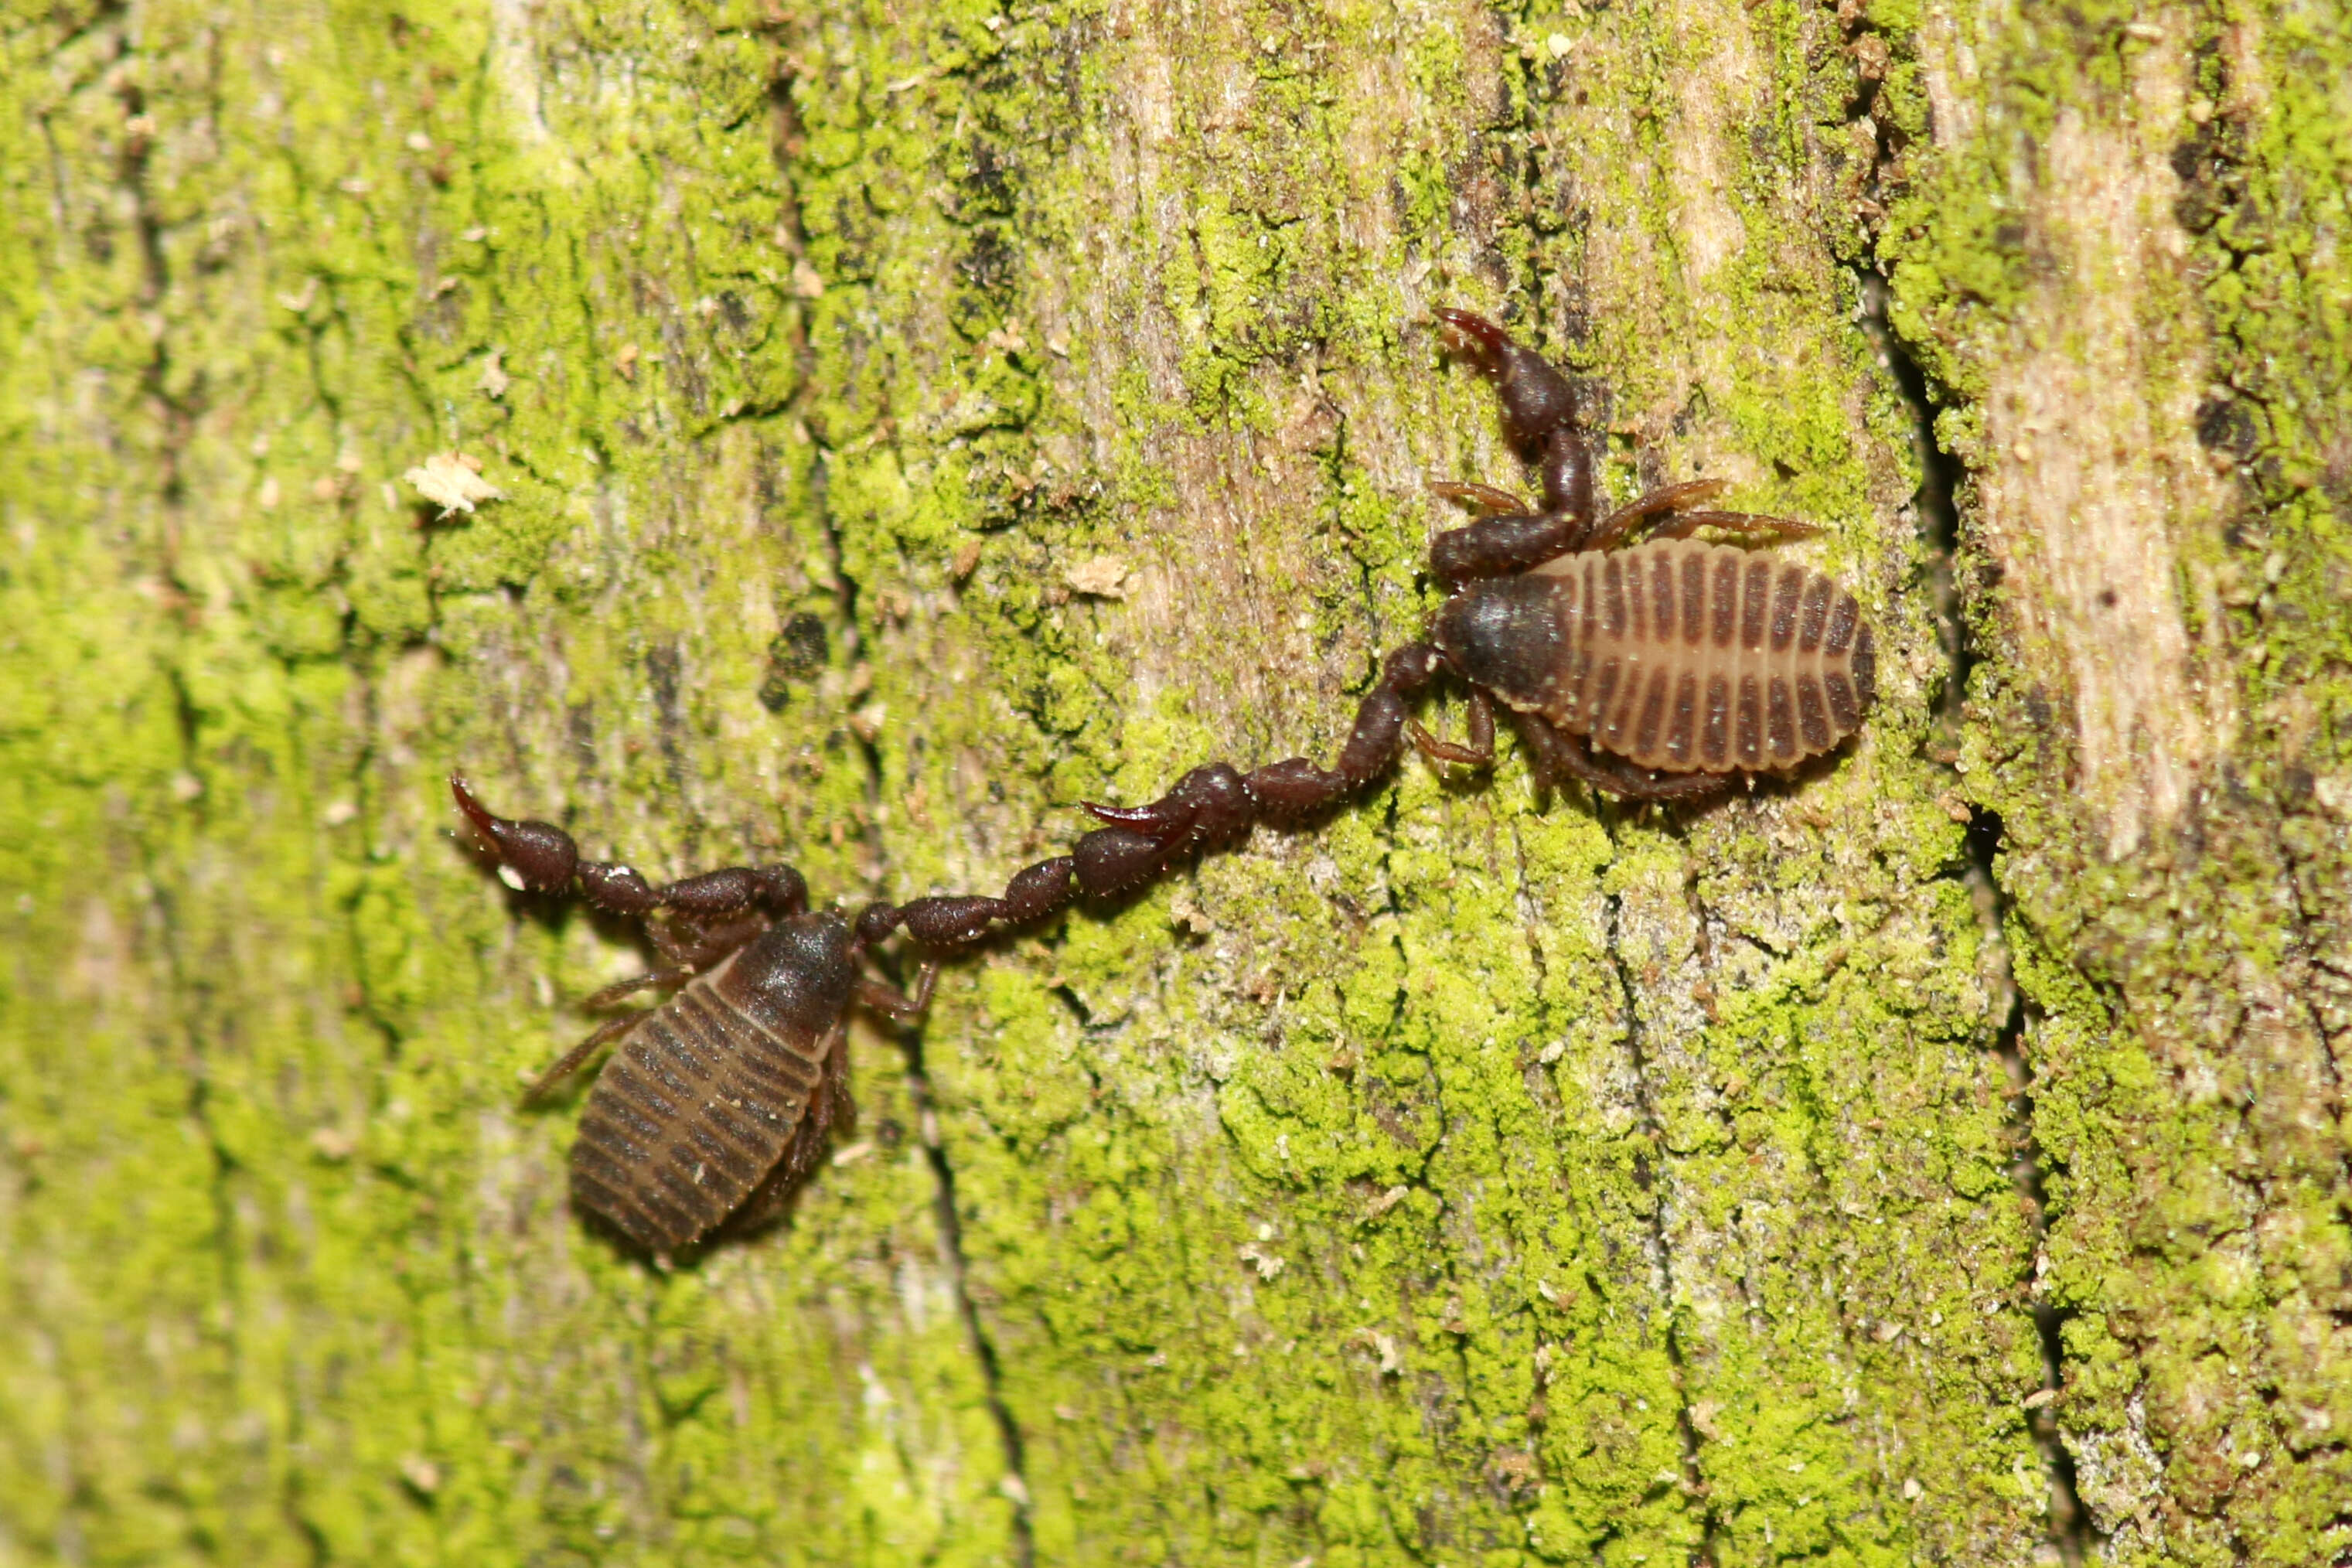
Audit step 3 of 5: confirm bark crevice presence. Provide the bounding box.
[814,433,1037,1560]
[767,22,1037,1542]
[899,1033,1038,1567]
[1859,261,2099,1566]
[1598,874,1720,1566]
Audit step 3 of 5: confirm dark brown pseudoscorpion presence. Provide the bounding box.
[565,915,866,1251]
[453,308,1876,1253]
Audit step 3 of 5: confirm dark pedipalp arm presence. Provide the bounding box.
[859,643,1450,955]
[450,775,811,924]
[1430,509,1584,585]
[1428,307,1600,581]
[1433,307,1580,459]
[450,776,827,1110]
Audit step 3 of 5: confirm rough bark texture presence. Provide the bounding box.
[3,0,2347,1563]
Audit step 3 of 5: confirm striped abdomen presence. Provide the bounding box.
[1433,540,1876,772]
[569,913,856,1252]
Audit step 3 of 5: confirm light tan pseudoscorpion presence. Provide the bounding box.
[1433,539,1874,778]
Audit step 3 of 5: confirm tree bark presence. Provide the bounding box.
[2,0,2344,1563]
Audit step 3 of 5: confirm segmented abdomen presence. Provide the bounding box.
[569,956,827,1253]
[1535,540,1875,771]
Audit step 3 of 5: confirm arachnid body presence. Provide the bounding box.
[455,308,1874,1249]
[1435,538,1873,777]
[1038,306,1879,894]
[453,779,932,1253]
[1416,308,1875,798]
[558,913,878,1251]
[452,774,1137,1253]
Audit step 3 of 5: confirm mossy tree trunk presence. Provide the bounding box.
[3,0,2346,1563]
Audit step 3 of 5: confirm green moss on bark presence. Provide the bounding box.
[1874,0,2352,1561]
[5,0,2346,1563]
